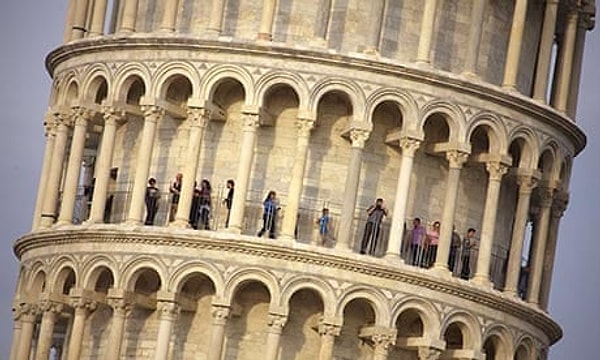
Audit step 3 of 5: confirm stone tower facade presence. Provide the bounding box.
[10,0,596,359]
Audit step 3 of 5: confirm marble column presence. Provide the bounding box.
[32,113,57,231]
[386,137,421,259]
[265,313,287,360]
[67,298,97,360]
[40,111,70,228]
[207,305,230,360]
[433,150,469,271]
[105,298,132,360]
[120,0,140,33]
[173,108,209,227]
[418,346,442,360]
[416,0,439,64]
[159,0,180,32]
[126,105,164,225]
[462,0,487,76]
[526,186,554,305]
[63,0,77,42]
[372,332,396,360]
[89,0,109,36]
[9,316,22,360]
[207,0,226,35]
[502,0,528,90]
[473,161,508,286]
[364,0,386,54]
[228,113,260,234]
[567,21,589,118]
[318,321,341,360]
[258,0,278,40]
[71,0,90,39]
[154,301,180,360]
[539,191,568,310]
[281,118,315,240]
[34,300,64,360]
[57,108,92,225]
[504,173,537,297]
[532,0,559,102]
[552,8,579,112]
[337,128,371,251]
[15,304,38,360]
[89,107,123,223]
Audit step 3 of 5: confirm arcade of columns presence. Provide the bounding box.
[13,0,594,359]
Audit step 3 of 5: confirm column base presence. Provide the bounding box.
[471,275,493,289]
[383,252,403,262]
[225,226,242,235]
[430,264,452,278]
[502,289,519,299]
[54,219,72,227]
[169,219,190,229]
[125,219,143,226]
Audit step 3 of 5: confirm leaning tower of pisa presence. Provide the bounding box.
[10,0,596,359]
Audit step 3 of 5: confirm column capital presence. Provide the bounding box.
[446,149,469,169]
[70,296,98,313]
[485,161,509,181]
[417,346,443,360]
[141,105,165,123]
[12,303,38,321]
[242,112,261,131]
[551,190,569,218]
[516,173,539,194]
[157,300,180,320]
[211,304,231,325]
[38,298,64,315]
[372,331,397,352]
[267,313,288,334]
[187,107,210,128]
[70,106,94,126]
[102,105,126,124]
[537,186,555,208]
[349,128,371,148]
[400,136,422,157]
[43,111,58,136]
[318,321,342,337]
[295,118,315,137]
[107,297,134,316]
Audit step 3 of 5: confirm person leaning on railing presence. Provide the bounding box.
[359,198,388,255]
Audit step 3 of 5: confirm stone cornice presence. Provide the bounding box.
[14,226,562,344]
[45,36,586,155]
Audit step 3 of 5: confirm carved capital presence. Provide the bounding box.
[102,106,125,125]
[295,118,315,138]
[318,322,341,337]
[108,297,133,317]
[551,191,569,218]
[538,186,554,209]
[187,107,210,128]
[141,105,165,123]
[242,113,260,130]
[267,313,287,334]
[43,111,58,137]
[446,150,469,169]
[38,299,64,315]
[372,332,396,352]
[71,106,93,127]
[399,136,421,157]
[417,346,442,360]
[12,303,37,321]
[211,305,230,325]
[516,174,539,195]
[485,161,509,181]
[70,297,98,314]
[157,301,180,319]
[349,128,371,148]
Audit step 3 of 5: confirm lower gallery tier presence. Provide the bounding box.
[12,226,559,360]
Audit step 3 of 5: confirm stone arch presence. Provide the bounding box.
[508,127,540,170]
[559,155,573,189]
[15,265,27,296]
[112,63,152,103]
[120,257,167,291]
[440,310,482,350]
[255,70,309,110]
[335,285,389,326]
[48,79,61,107]
[223,267,280,306]
[482,324,513,360]
[167,261,225,296]
[200,64,254,105]
[59,75,81,106]
[29,267,47,298]
[51,265,77,295]
[152,61,200,100]
[308,77,366,121]
[81,63,112,102]
[514,335,534,360]
[391,296,440,337]
[279,275,336,316]
[538,141,560,183]
[419,99,467,142]
[466,112,508,155]
[86,265,115,294]
[80,255,119,290]
[48,254,78,290]
[366,88,419,128]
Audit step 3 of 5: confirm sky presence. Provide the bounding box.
[0,1,599,358]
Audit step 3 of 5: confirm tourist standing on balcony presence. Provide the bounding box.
[189,181,200,229]
[197,179,212,230]
[425,221,440,267]
[360,198,388,255]
[409,217,426,266]
[223,179,235,228]
[144,177,160,225]
[448,226,461,273]
[169,173,182,222]
[257,190,280,239]
[317,207,331,246]
[460,228,477,279]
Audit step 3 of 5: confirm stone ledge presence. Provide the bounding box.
[44,36,586,155]
[14,225,562,344]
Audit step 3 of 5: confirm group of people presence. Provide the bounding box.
[144,174,235,229]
